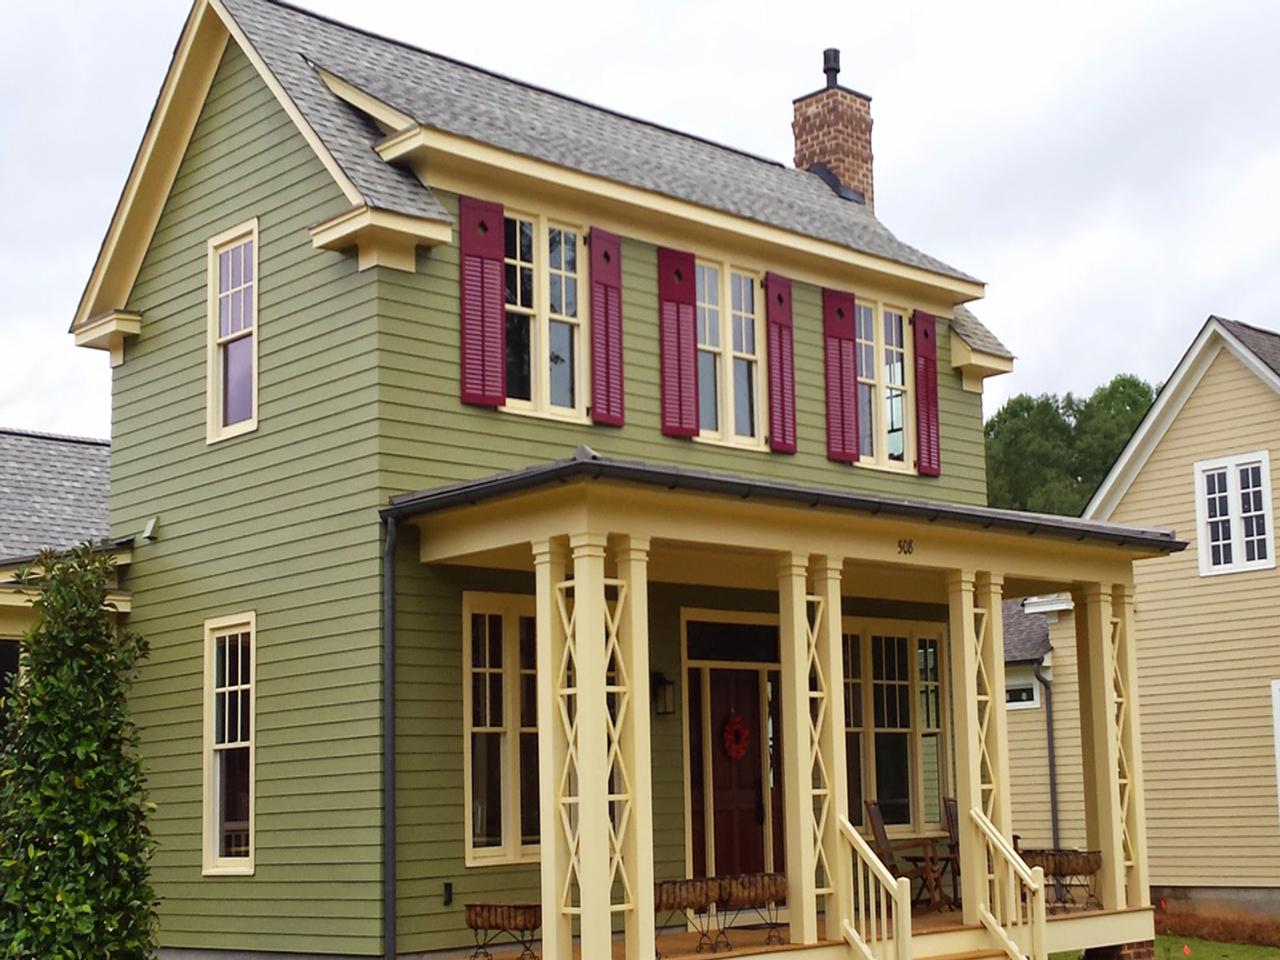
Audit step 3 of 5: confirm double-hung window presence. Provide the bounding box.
[695,262,764,446]
[853,301,913,466]
[842,623,949,831]
[1193,450,1275,576]
[502,214,586,419]
[203,613,255,875]
[206,220,259,443]
[464,593,539,865]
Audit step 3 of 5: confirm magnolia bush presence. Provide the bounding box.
[0,546,157,959]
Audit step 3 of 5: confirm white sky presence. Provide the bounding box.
[4,0,1280,441]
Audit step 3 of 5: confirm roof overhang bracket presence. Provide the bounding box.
[74,310,142,366]
[951,329,1014,393]
[310,204,453,272]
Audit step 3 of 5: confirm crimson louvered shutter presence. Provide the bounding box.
[589,228,624,426]
[657,247,698,437]
[913,310,941,476]
[458,196,506,407]
[823,289,859,463]
[765,273,797,453]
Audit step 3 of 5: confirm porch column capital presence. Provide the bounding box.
[1111,581,1132,605]
[777,551,808,578]
[811,554,844,582]
[946,568,976,593]
[532,537,568,565]
[977,570,1005,588]
[1076,581,1108,605]
[613,534,651,564]
[569,531,608,558]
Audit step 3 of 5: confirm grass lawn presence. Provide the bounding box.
[1052,936,1280,960]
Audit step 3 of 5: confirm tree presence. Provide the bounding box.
[0,546,157,960]
[985,374,1155,516]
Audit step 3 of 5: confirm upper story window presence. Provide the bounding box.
[695,262,764,446]
[854,301,913,465]
[1194,450,1275,576]
[206,220,259,444]
[203,613,255,875]
[503,213,586,420]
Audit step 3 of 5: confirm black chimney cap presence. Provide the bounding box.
[823,48,840,88]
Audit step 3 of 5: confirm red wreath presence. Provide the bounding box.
[722,713,751,761]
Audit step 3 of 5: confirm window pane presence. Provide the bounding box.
[218,746,251,858]
[920,732,942,826]
[222,335,253,426]
[875,732,911,825]
[505,313,532,401]
[846,731,863,826]
[885,388,905,462]
[242,283,254,329]
[733,357,755,437]
[519,220,533,262]
[520,732,540,845]
[504,218,517,259]
[472,673,485,726]
[470,732,504,848]
[215,691,226,746]
[858,383,874,457]
[519,617,536,670]
[219,250,232,293]
[549,320,575,408]
[698,351,719,431]
[471,613,485,667]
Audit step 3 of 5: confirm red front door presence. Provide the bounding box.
[709,669,766,876]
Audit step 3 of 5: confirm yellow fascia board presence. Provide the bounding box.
[315,67,415,135]
[74,310,142,366]
[377,125,986,305]
[951,331,1014,393]
[0,586,132,615]
[310,205,453,272]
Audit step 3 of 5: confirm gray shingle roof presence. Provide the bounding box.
[1002,600,1050,664]
[1218,317,1280,379]
[218,0,981,284]
[0,429,110,561]
[952,304,1013,359]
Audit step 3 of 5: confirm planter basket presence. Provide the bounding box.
[1019,848,1102,878]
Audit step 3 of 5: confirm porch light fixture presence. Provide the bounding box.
[651,672,676,716]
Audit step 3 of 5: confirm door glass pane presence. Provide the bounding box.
[874,732,911,825]
[470,732,504,848]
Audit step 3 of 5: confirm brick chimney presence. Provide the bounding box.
[792,48,874,209]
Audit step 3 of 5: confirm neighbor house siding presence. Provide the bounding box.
[112,42,384,955]
[1109,347,1280,887]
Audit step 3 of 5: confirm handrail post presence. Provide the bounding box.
[1030,866,1047,960]
[893,877,912,960]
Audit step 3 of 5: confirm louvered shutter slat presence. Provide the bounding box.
[458,196,506,407]
[589,228,624,426]
[913,310,941,476]
[658,247,698,437]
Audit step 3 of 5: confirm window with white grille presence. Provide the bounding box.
[1194,451,1274,576]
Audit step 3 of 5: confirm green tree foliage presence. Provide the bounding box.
[0,546,157,960]
[986,374,1155,516]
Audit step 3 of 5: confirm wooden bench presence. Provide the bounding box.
[464,902,541,960]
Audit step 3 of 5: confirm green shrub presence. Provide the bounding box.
[0,546,157,959]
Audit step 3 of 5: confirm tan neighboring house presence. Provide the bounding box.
[1007,316,1280,920]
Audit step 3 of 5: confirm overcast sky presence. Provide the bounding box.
[3,0,1279,441]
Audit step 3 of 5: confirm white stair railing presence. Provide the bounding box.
[838,816,911,960]
[970,807,1047,960]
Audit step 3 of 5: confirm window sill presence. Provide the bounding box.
[1197,557,1276,578]
[207,418,258,445]
[203,863,255,877]
[852,458,916,476]
[465,847,541,868]
[692,433,769,454]
[498,403,590,427]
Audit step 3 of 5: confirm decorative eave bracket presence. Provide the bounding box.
[74,310,142,367]
[310,204,453,273]
[951,329,1013,393]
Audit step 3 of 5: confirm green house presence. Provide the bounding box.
[72,2,1183,959]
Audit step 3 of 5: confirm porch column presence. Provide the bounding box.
[533,538,572,960]
[777,552,819,944]
[1075,583,1126,910]
[616,535,657,960]
[1114,584,1151,908]
[813,556,852,930]
[976,573,1014,837]
[946,569,985,926]
[569,532,614,957]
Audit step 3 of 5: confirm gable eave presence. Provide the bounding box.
[71,0,366,335]
[1084,316,1280,520]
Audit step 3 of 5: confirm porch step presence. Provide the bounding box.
[917,951,1006,960]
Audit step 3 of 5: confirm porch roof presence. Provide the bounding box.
[383,446,1186,555]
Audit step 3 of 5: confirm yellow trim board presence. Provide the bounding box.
[951,330,1014,393]
[310,204,453,272]
[375,123,986,305]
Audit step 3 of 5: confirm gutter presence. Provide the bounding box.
[381,516,398,960]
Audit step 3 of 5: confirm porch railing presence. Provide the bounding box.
[970,808,1047,960]
[838,815,911,960]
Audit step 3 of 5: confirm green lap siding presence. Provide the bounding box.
[113,42,383,956]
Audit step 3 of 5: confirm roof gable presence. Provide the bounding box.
[1085,316,1280,520]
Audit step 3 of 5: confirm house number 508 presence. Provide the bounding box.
[897,539,914,555]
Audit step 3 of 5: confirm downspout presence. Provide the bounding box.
[1033,658,1065,903]
[382,515,399,960]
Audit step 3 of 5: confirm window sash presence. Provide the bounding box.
[203,613,255,875]
[694,261,763,446]
[206,221,259,443]
[853,301,914,468]
[463,593,540,865]
[500,213,587,420]
[1195,451,1275,576]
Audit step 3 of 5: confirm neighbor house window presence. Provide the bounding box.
[206,220,259,443]
[502,213,586,419]
[695,261,764,446]
[843,624,948,832]
[1193,451,1275,576]
[464,593,539,865]
[203,613,255,875]
[1005,664,1041,710]
[854,301,913,465]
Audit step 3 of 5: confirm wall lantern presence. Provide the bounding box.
[651,672,676,716]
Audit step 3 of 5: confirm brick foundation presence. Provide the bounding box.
[1084,939,1155,960]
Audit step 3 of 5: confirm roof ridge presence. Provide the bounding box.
[261,0,787,169]
[1215,315,1280,339]
[0,427,110,447]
